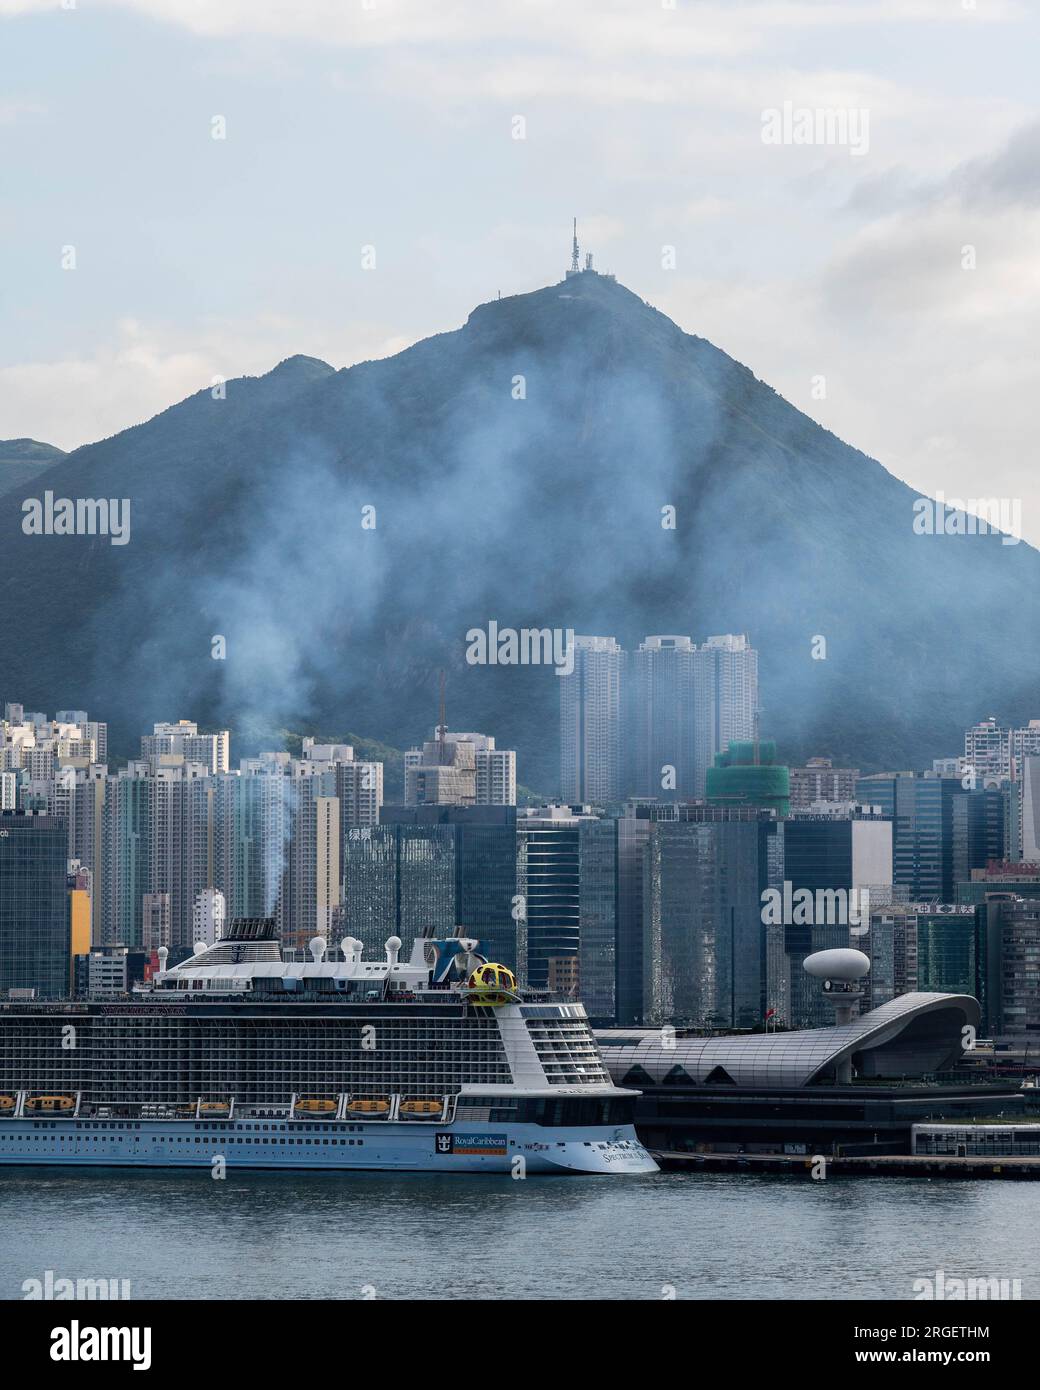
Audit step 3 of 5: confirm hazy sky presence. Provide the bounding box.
[3,0,1039,540]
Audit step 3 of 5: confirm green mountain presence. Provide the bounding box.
[1,275,1036,790]
[0,438,67,497]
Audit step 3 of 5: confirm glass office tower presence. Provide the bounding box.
[341,822,455,955]
[856,774,968,901]
[643,819,763,1029]
[0,809,70,998]
[381,806,519,969]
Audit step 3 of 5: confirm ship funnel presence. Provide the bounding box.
[385,935,402,966]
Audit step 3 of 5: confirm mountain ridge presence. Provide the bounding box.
[1,272,1036,789]
[0,438,68,498]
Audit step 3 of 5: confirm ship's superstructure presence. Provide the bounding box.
[0,920,656,1175]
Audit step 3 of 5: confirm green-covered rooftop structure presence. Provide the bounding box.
[705,739,790,815]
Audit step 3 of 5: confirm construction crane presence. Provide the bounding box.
[437,669,447,764]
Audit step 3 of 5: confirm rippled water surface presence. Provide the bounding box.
[2,1168,1037,1300]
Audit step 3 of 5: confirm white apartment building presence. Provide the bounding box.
[964,717,1040,783]
[475,747,516,805]
[192,887,226,946]
[141,720,230,774]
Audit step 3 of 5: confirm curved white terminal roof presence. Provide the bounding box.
[595,993,981,1089]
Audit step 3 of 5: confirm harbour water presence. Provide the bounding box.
[1,1169,1037,1300]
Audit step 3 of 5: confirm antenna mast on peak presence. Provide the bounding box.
[565,217,614,282]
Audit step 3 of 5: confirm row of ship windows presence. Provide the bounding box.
[48,1075,507,1088]
[4,1056,510,1067]
[5,1042,507,1051]
[10,1062,514,1073]
[5,1027,504,1037]
[5,1027,502,1033]
[10,1135,366,1146]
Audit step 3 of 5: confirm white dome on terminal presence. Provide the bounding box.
[804,948,870,981]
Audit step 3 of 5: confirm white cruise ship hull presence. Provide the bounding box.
[0,1116,657,1175]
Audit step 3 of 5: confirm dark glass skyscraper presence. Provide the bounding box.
[616,815,651,1025]
[0,809,70,998]
[856,773,968,901]
[643,818,764,1029]
[380,806,519,968]
[516,808,617,1020]
[951,788,1005,889]
[341,822,455,955]
[915,906,977,997]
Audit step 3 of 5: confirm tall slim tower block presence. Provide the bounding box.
[560,636,624,805]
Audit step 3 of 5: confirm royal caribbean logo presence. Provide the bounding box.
[435,1132,508,1156]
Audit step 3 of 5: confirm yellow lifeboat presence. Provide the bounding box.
[25,1095,76,1113]
[400,1099,442,1119]
[198,1100,231,1117]
[346,1097,390,1118]
[294,1098,337,1117]
[0,1094,16,1115]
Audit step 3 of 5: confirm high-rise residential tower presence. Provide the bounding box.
[141,720,230,775]
[691,634,759,798]
[631,635,696,800]
[559,636,624,805]
[964,717,1040,784]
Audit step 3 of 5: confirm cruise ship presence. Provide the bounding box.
[0,920,657,1176]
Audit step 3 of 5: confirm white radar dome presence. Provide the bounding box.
[803,948,870,981]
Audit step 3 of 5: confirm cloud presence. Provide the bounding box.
[954,120,1040,208]
[1,0,1024,49]
[0,98,45,122]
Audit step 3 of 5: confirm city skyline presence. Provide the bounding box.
[3,0,1039,1322]
[6,693,1039,992]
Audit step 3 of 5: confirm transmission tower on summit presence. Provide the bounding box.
[567,217,581,278]
[564,218,615,282]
